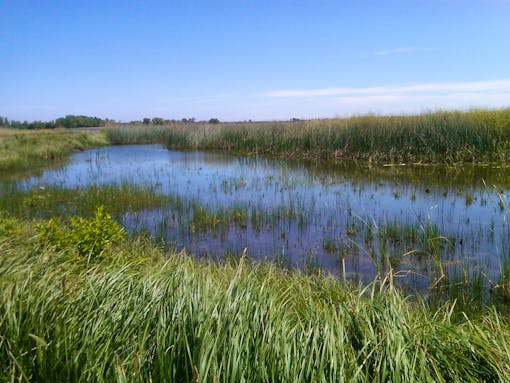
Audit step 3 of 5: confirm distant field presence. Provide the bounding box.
[0,127,59,136]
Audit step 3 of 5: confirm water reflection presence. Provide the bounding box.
[8,144,510,290]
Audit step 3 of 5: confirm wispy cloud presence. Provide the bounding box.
[371,47,419,56]
[264,80,510,98]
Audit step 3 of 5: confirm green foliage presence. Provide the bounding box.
[0,215,19,237]
[107,108,510,163]
[0,183,175,219]
[8,120,56,129]
[208,117,220,124]
[0,131,107,174]
[55,115,104,129]
[2,225,510,381]
[2,115,104,130]
[38,206,125,258]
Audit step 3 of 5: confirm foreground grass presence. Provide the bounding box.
[107,109,510,163]
[0,129,107,174]
[1,216,510,382]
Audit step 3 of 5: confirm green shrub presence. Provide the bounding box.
[0,215,19,237]
[39,206,125,258]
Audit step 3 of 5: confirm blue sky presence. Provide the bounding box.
[1,0,509,121]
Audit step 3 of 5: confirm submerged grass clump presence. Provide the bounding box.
[106,109,510,163]
[2,216,510,382]
[0,183,174,219]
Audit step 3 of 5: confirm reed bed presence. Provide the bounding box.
[106,109,510,163]
[1,217,510,382]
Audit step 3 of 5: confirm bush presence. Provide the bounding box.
[38,206,125,258]
[0,215,19,237]
[55,115,104,129]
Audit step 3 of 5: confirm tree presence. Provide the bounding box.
[152,117,164,125]
[0,116,10,127]
[208,118,220,124]
[55,115,104,129]
[143,118,151,125]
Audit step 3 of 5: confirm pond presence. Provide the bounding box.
[6,144,510,293]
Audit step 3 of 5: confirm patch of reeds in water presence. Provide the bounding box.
[5,181,510,308]
[106,109,510,163]
[0,183,173,219]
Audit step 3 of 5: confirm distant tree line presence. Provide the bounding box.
[0,115,105,129]
[0,115,223,129]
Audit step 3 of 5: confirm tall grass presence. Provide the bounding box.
[105,123,193,148]
[1,217,510,382]
[107,109,510,163]
[0,130,107,174]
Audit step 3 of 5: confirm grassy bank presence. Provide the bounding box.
[107,109,510,163]
[1,215,510,382]
[0,129,107,174]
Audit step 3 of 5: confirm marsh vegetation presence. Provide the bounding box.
[2,218,510,382]
[0,129,107,174]
[5,144,510,301]
[3,111,510,381]
[107,109,510,163]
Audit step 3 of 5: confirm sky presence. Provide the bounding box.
[1,0,509,122]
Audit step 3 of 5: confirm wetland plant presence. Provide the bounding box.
[0,130,107,174]
[2,217,510,381]
[106,108,510,163]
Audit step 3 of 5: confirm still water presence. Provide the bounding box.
[11,145,510,289]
